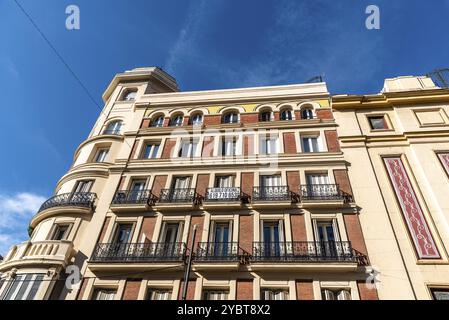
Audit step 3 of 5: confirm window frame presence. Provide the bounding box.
[141,142,160,159]
[170,115,184,127]
[94,147,109,163]
[367,115,389,130]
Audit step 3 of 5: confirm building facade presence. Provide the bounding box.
[4,67,446,300]
[333,76,449,300]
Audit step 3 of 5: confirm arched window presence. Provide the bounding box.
[280,109,293,121]
[301,108,314,120]
[190,113,203,125]
[170,114,184,126]
[259,111,272,122]
[122,90,137,101]
[151,116,164,127]
[222,112,239,124]
[104,120,123,135]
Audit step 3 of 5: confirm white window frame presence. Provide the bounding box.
[94,148,109,162]
[142,142,160,159]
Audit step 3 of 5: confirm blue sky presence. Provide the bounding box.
[1,0,449,255]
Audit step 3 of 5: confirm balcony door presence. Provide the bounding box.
[159,222,184,257]
[129,180,146,201]
[113,224,133,245]
[305,174,331,198]
[171,176,191,200]
[314,220,340,258]
[260,175,281,187]
[262,220,284,257]
[209,221,232,257]
[215,175,234,188]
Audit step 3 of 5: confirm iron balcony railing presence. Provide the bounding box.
[251,241,357,262]
[158,188,197,203]
[111,190,157,206]
[90,242,186,262]
[204,187,241,202]
[300,184,353,202]
[37,192,96,213]
[252,186,291,201]
[195,242,241,261]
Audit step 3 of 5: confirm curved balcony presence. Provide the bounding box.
[110,190,157,212]
[30,192,96,227]
[0,240,74,271]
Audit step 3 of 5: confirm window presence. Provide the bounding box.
[261,220,285,256]
[122,90,137,101]
[190,113,203,125]
[261,289,289,300]
[142,143,160,159]
[73,180,93,193]
[92,288,116,300]
[50,224,71,241]
[94,148,109,162]
[430,288,449,300]
[260,137,279,155]
[112,224,133,245]
[220,137,237,156]
[368,116,388,130]
[306,173,329,185]
[159,222,183,243]
[301,108,314,119]
[260,111,272,122]
[215,175,234,188]
[280,109,293,120]
[301,136,320,152]
[203,290,229,300]
[260,175,281,187]
[321,289,351,300]
[104,121,123,135]
[170,115,184,127]
[147,289,172,300]
[178,140,198,158]
[2,274,44,300]
[152,116,164,127]
[222,112,238,124]
[172,176,191,189]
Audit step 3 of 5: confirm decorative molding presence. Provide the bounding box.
[383,157,440,259]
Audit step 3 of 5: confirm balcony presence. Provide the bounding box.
[0,240,74,271]
[194,242,243,271]
[31,192,96,227]
[203,187,245,209]
[156,188,198,210]
[110,190,157,212]
[300,184,353,207]
[251,186,295,208]
[250,241,359,271]
[89,242,186,271]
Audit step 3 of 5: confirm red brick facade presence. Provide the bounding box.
[316,109,333,120]
[151,175,168,197]
[161,138,177,158]
[195,174,210,197]
[243,135,255,156]
[324,130,340,152]
[236,279,253,300]
[357,281,379,300]
[202,136,215,157]
[241,172,254,196]
[140,216,157,242]
[203,115,221,126]
[178,280,197,300]
[296,280,314,300]
[240,113,259,124]
[239,215,253,254]
[286,170,300,194]
[122,279,142,300]
[333,169,353,196]
[283,132,297,154]
[343,214,368,256]
[290,214,307,242]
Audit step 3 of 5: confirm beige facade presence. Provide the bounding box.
[7,67,448,300]
[333,76,449,300]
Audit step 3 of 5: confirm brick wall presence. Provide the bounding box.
[195,174,210,197]
[130,139,140,159]
[202,136,215,157]
[122,279,142,300]
[163,117,170,127]
[290,215,307,242]
[140,119,150,129]
[240,113,259,124]
[357,281,379,300]
[324,130,340,152]
[98,217,111,243]
[286,170,300,194]
[296,280,314,300]
[333,169,353,196]
[316,109,333,120]
[239,215,253,254]
[283,132,297,154]
[203,115,221,126]
[140,216,157,242]
[178,280,197,300]
[151,175,168,197]
[241,172,254,197]
[161,138,177,158]
[343,214,368,256]
[243,135,255,156]
[182,116,189,126]
[295,110,302,120]
[236,279,253,300]
[273,111,280,121]
[188,215,204,251]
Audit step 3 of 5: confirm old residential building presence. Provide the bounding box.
[6,67,448,300]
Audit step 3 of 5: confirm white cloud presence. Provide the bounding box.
[0,192,46,256]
